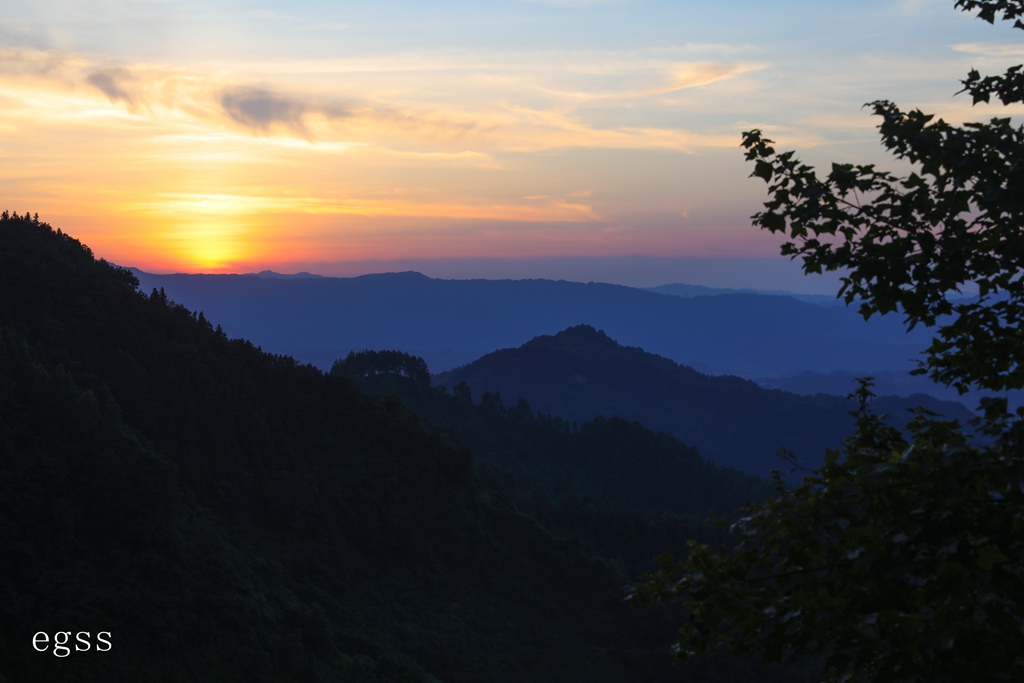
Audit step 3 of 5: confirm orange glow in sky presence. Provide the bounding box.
[2,2,1020,279]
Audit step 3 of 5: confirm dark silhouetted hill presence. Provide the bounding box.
[332,349,772,574]
[435,325,975,477]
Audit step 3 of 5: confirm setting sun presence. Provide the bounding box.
[3,1,1019,286]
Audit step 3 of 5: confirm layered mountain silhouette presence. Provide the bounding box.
[435,325,975,477]
[333,350,773,575]
[132,269,934,378]
[2,214,815,682]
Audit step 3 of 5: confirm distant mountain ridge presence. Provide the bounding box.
[131,269,936,380]
[435,325,975,477]
[244,269,324,279]
[645,283,844,307]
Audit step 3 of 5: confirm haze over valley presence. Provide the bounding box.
[132,268,936,381]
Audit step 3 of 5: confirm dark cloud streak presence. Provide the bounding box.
[219,86,358,136]
[85,67,136,105]
[0,20,52,51]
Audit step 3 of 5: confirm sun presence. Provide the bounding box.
[122,193,266,272]
[165,220,252,272]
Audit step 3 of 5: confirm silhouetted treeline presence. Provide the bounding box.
[333,350,771,573]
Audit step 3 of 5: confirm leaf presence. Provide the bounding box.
[976,545,1009,571]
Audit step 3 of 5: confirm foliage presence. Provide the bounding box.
[635,382,1024,682]
[737,2,1024,395]
[634,2,1024,681]
[333,349,431,388]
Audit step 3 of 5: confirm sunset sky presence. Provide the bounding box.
[2,0,1022,290]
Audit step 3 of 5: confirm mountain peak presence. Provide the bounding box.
[552,324,611,341]
[352,270,433,283]
[246,270,324,279]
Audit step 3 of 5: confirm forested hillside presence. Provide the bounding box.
[436,326,975,476]
[0,213,810,682]
[333,349,771,573]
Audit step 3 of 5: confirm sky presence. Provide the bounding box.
[2,0,1022,291]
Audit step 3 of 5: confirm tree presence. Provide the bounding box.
[331,349,431,387]
[633,2,1024,681]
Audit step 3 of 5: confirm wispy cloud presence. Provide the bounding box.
[0,18,51,50]
[86,67,137,105]
[659,61,762,93]
[128,192,602,223]
[2,46,751,153]
[528,60,765,102]
[220,86,315,134]
[0,47,74,80]
[951,42,1024,58]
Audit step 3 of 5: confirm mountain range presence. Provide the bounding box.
[132,269,935,383]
